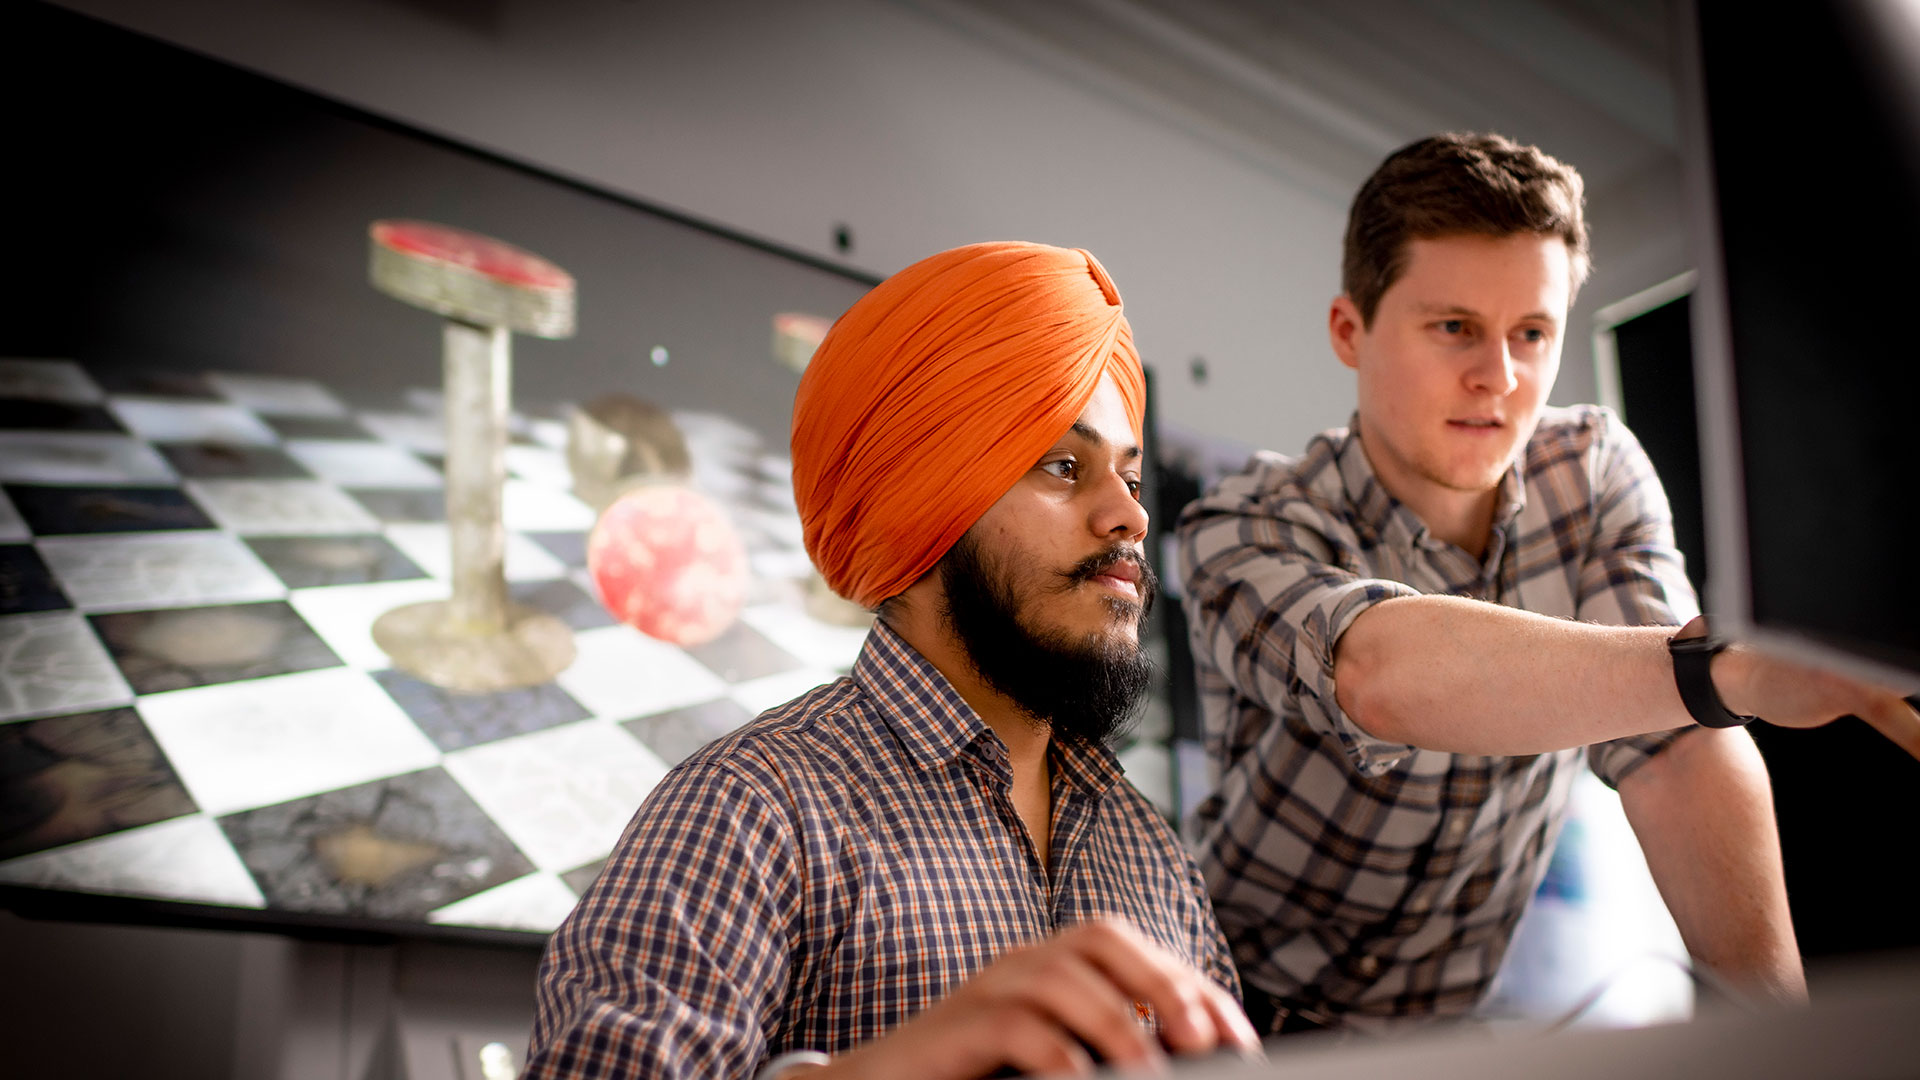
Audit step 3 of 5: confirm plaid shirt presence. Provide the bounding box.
[526,620,1238,1079]
[1176,405,1697,1027]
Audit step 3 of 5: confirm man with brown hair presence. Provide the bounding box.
[1177,132,1918,1034]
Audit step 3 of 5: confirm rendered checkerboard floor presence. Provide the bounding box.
[0,358,886,934]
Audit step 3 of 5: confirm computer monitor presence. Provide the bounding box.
[1679,0,1920,689]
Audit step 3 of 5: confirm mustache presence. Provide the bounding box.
[1062,546,1159,597]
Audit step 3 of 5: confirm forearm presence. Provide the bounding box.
[1332,595,1690,753]
[1618,726,1805,1004]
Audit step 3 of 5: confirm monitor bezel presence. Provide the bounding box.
[1672,0,1920,694]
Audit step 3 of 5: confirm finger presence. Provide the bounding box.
[866,996,1097,1080]
[1007,952,1161,1068]
[1194,980,1263,1054]
[994,1008,1098,1078]
[1059,921,1222,1054]
[1861,695,1920,762]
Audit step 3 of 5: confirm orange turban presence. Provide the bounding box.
[791,241,1146,609]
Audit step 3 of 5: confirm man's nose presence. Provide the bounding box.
[1465,340,1519,395]
[1091,470,1148,540]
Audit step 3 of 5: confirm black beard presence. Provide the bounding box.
[937,531,1157,748]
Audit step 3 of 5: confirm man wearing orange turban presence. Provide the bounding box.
[530,242,1256,1080]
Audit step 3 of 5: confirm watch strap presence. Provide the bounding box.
[1668,625,1759,728]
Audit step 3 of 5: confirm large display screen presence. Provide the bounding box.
[0,3,882,942]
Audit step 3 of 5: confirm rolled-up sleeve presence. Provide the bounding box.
[1572,410,1702,787]
[1176,462,1422,775]
[527,762,802,1080]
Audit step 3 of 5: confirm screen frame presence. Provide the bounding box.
[1673,0,1920,694]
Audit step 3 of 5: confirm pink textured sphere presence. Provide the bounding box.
[587,485,748,647]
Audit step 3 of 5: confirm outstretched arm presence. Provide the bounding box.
[1333,595,1682,753]
[1333,597,1919,755]
[1329,412,1920,759]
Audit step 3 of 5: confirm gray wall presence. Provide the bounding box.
[50,0,1689,459]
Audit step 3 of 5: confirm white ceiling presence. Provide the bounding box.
[925,0,1681,203]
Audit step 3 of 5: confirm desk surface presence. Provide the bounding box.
[1148,952,1920,1080]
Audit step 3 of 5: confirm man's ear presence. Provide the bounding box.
[1329,295,1366,372]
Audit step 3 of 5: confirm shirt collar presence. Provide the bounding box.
[1490,461,1527,529]
[851,620,1125,796]
[1334,413,1421,548]
[1336,412,1529,550]
[1051,734,1126,798]
[853,620,988,772]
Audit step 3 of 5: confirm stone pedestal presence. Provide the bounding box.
[365,220,578,692]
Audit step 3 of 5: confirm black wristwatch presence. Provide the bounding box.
[1668,616,1760,728]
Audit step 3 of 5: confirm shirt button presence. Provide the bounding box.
[1354,955,1379,977]
[1446,818,1470,838]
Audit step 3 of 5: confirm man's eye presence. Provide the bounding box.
[1518,327,1548,344]
[1042,459,1078,480]
[1125,478,1142,499]
[1439,319,1466,336]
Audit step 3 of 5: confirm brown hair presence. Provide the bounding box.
[1342,132,1590,325]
